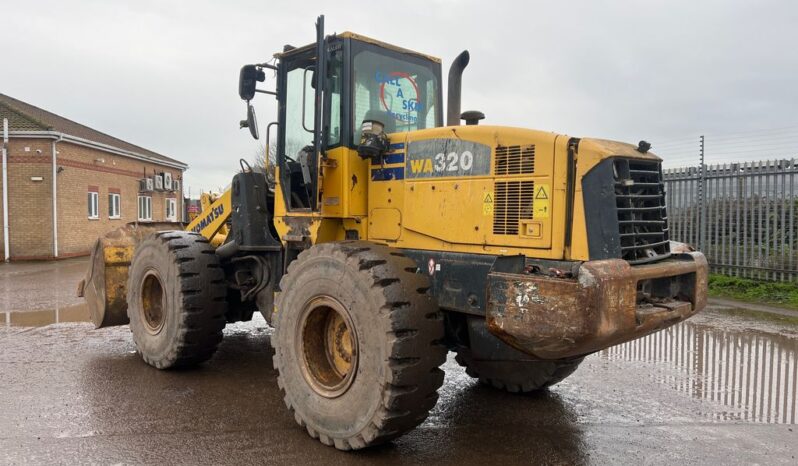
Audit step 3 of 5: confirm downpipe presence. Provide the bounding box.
[2,118,8,262]
[1,128,65,260]
[52,135,62,258]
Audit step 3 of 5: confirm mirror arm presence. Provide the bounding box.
[255,89,277,96]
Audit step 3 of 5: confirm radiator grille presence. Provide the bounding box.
[493,181,535,235]
[614,159,670,264]
[495,145,535,175]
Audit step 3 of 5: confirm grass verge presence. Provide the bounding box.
[711,307,798,326]
[708,273,798,310]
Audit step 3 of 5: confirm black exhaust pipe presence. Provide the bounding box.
[447,50,470,126]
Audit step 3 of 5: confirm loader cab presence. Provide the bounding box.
[274,33,444,212]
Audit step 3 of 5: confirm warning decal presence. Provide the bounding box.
[533,184,550,218]
[482,192,493,216]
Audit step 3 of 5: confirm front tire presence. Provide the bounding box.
[455,348,582,393]
[126,231,227,369]
[272,241,446,450]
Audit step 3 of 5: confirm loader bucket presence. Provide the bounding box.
[77,222,183,328]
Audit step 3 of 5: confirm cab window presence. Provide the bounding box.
[352,48,440,143]
[326,48,343,147]
[284,57,315,163]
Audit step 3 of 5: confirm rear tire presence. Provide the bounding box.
[272,241,446,450]
[455,348,582,393]
[126,231,227,369]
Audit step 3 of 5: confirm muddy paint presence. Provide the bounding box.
[486,253,708,359]
[80,222,180,328]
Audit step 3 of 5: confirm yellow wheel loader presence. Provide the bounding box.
[79,16,708,450]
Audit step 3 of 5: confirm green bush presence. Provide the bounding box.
[708,274,798,309]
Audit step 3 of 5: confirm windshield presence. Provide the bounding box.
[352,46,440,143]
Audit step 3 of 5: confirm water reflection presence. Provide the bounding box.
[601,319,797,424]
[1,303,90,327]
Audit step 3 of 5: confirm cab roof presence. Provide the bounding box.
[274,31,441,64]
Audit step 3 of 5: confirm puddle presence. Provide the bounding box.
[1,303,90,327]
[601,318,798,424]
[0,257,88,315]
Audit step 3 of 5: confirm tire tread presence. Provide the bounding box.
[455,348,581,394]
[272,241,446,450]
[128,231,227,369]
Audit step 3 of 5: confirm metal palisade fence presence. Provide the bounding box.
[664,159,798,281]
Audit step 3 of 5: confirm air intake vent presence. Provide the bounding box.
[614,159,670,264]
[493,181,534,235]
[495,145,535,175]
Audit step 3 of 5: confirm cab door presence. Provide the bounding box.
[277,50,320,212]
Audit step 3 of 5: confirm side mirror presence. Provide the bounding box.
[239,104,259,140]
[239,65,266,101]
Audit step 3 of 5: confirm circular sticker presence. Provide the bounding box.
[376,71,421,125]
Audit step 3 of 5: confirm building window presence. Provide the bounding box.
[108,193,121,219]
[138,195,152,221]
[165,198,177,221]
[88,191,99,219]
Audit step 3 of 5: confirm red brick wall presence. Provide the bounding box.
[5,139,54,259]
[1,137,184,260]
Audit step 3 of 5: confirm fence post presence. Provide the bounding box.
[699,135,706,252]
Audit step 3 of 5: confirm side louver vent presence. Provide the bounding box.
[493,181,535,235]
[495,145,535,175]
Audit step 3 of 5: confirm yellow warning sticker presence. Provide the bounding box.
[482,191,493,216]
[533,184,550,218]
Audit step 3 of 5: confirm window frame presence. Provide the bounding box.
[87,191,99,219]
[277,41,345,213]
[137,195,152,221]
[165,198,177,221]
[108,192,121,219]
[348,40,443,148]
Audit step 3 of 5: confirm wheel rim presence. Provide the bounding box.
[298,296,358,398]
[140,270,166,335]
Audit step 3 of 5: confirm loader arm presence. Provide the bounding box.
[186,189,232,247]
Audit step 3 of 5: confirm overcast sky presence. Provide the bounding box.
[2,0,797,194]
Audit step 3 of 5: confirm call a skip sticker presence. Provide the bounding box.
[533,184,550,218]
[482,192,493,216]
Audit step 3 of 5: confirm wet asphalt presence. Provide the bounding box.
[1,306,797,465]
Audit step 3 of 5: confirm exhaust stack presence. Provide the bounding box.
[446,50,470,126]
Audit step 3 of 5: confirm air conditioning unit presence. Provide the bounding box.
[172,180,180,192]
[154,174,164,191]
[140,177,154,192]
[164,172,173,190]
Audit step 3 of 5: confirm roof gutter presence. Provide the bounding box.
[5,131,188,170]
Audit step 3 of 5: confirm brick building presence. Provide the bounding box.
[0,93,187,260]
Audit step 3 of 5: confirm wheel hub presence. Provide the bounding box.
[140,270,165,334]
[299,296,358,398]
